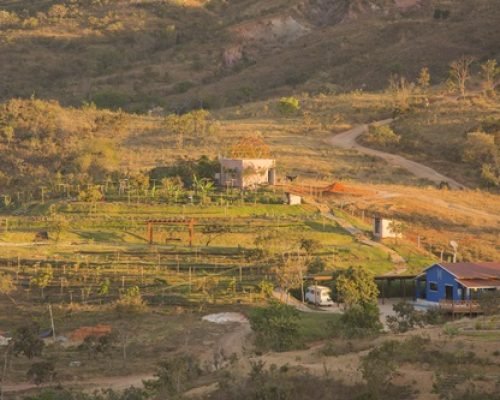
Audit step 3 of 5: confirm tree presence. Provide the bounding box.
[477,291,500,315]
[334,266,379,308]
[480,163,499,188]
[462,132,497,167]
[1,125,14,146]
[78,333,117,360]
[417,67,431,92]
[359,341,398,398]
[449,56,474,99]
[388,220,405,244]
[272,255,306,302]
[339,303,382,338]
[160,177,183,204]
[201,222,230,246]
[299,238,321,256]
[386,301,425,333]
[78,185,103,213]
[144,356,201,396]
[0,272,15,298]
[249,301,301,352]
[11,324,44,359]
[30,265,53,299]
[364,125,401,147]
[192,175,214,205]
[50,211,69,243]
[27,361,56,385]
[116,286,145,313]
[480,59,498,95]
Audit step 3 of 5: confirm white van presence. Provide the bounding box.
[305,285,334,306]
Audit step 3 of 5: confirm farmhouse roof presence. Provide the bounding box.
[438,262,500,279]
[456,279,500,289]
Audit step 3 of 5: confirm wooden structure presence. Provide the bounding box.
[303,274,417,301]
[439,299,482,315]
[146,218,195,246]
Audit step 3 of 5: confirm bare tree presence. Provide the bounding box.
[449,56,474,99]
[480,59,498,95]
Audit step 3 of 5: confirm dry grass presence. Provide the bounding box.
[330,182,500,261]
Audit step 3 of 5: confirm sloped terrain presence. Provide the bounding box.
[0,0,499,111]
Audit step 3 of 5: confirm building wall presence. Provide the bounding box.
[373,218,402,239]
[219,158,275,188]
[287,193,301,205]
[424,264,461,302]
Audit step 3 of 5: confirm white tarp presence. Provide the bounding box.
[202,312,248,324]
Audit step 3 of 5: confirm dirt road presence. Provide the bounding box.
[328,120,466,190]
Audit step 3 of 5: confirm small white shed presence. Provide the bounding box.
[285,193,302,205]
[373,217,403,240]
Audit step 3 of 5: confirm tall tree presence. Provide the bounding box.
[449,56,474,99]
[480,59,498,95]
[334,266,379,309]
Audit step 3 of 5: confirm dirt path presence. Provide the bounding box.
[328,120,466,190]
[307,198,407,270]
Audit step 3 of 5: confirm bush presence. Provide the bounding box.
[91,91,129,110]
[115,286,146,313]
[386,301,425,333]
[143,356,201,396]
[364,125,401,147]
[174,81,195,94]
[337,303,382,338]
[249,301,301,352]
[278,97,300,115]
[477,291,500,315]
[0,11,20,28]
[27,361,56,385]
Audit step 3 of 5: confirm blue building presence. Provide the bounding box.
[416,262,500,303]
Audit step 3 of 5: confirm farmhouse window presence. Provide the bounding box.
[429,282,438,291]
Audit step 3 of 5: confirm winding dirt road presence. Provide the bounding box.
[328,120,466,190]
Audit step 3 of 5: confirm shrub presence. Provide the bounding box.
[11,323,45,359]
[174,81,195,94]
[338,303,382,338]
[249,301,301,352]
[27,361,56,385]
[364,125,401,147]
[386,301,425,333]
[360,342,397,396]
[143,355,201,396]
[0,11,20,28]
[115,286,146,313]
[462,132,497,167]
[91,91,129,110]
[477,291,500,315]
[278,97,300,115]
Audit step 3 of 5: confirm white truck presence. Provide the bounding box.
[305,285,334,306]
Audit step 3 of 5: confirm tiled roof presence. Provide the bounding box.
[439,262,500,279]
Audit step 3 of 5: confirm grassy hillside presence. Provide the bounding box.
[1,0,499,111]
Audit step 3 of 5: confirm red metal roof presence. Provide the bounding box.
[457,279,500,289]
[439,262,500,279]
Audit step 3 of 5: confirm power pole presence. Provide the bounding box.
[48,304,56,342]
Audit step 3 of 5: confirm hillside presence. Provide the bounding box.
[1,0,499,111]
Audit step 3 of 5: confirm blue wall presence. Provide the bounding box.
[424,264,463,302]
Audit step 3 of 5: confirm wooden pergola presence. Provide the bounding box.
[146,218,195,246]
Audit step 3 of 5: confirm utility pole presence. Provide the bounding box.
[48,304,56,342]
